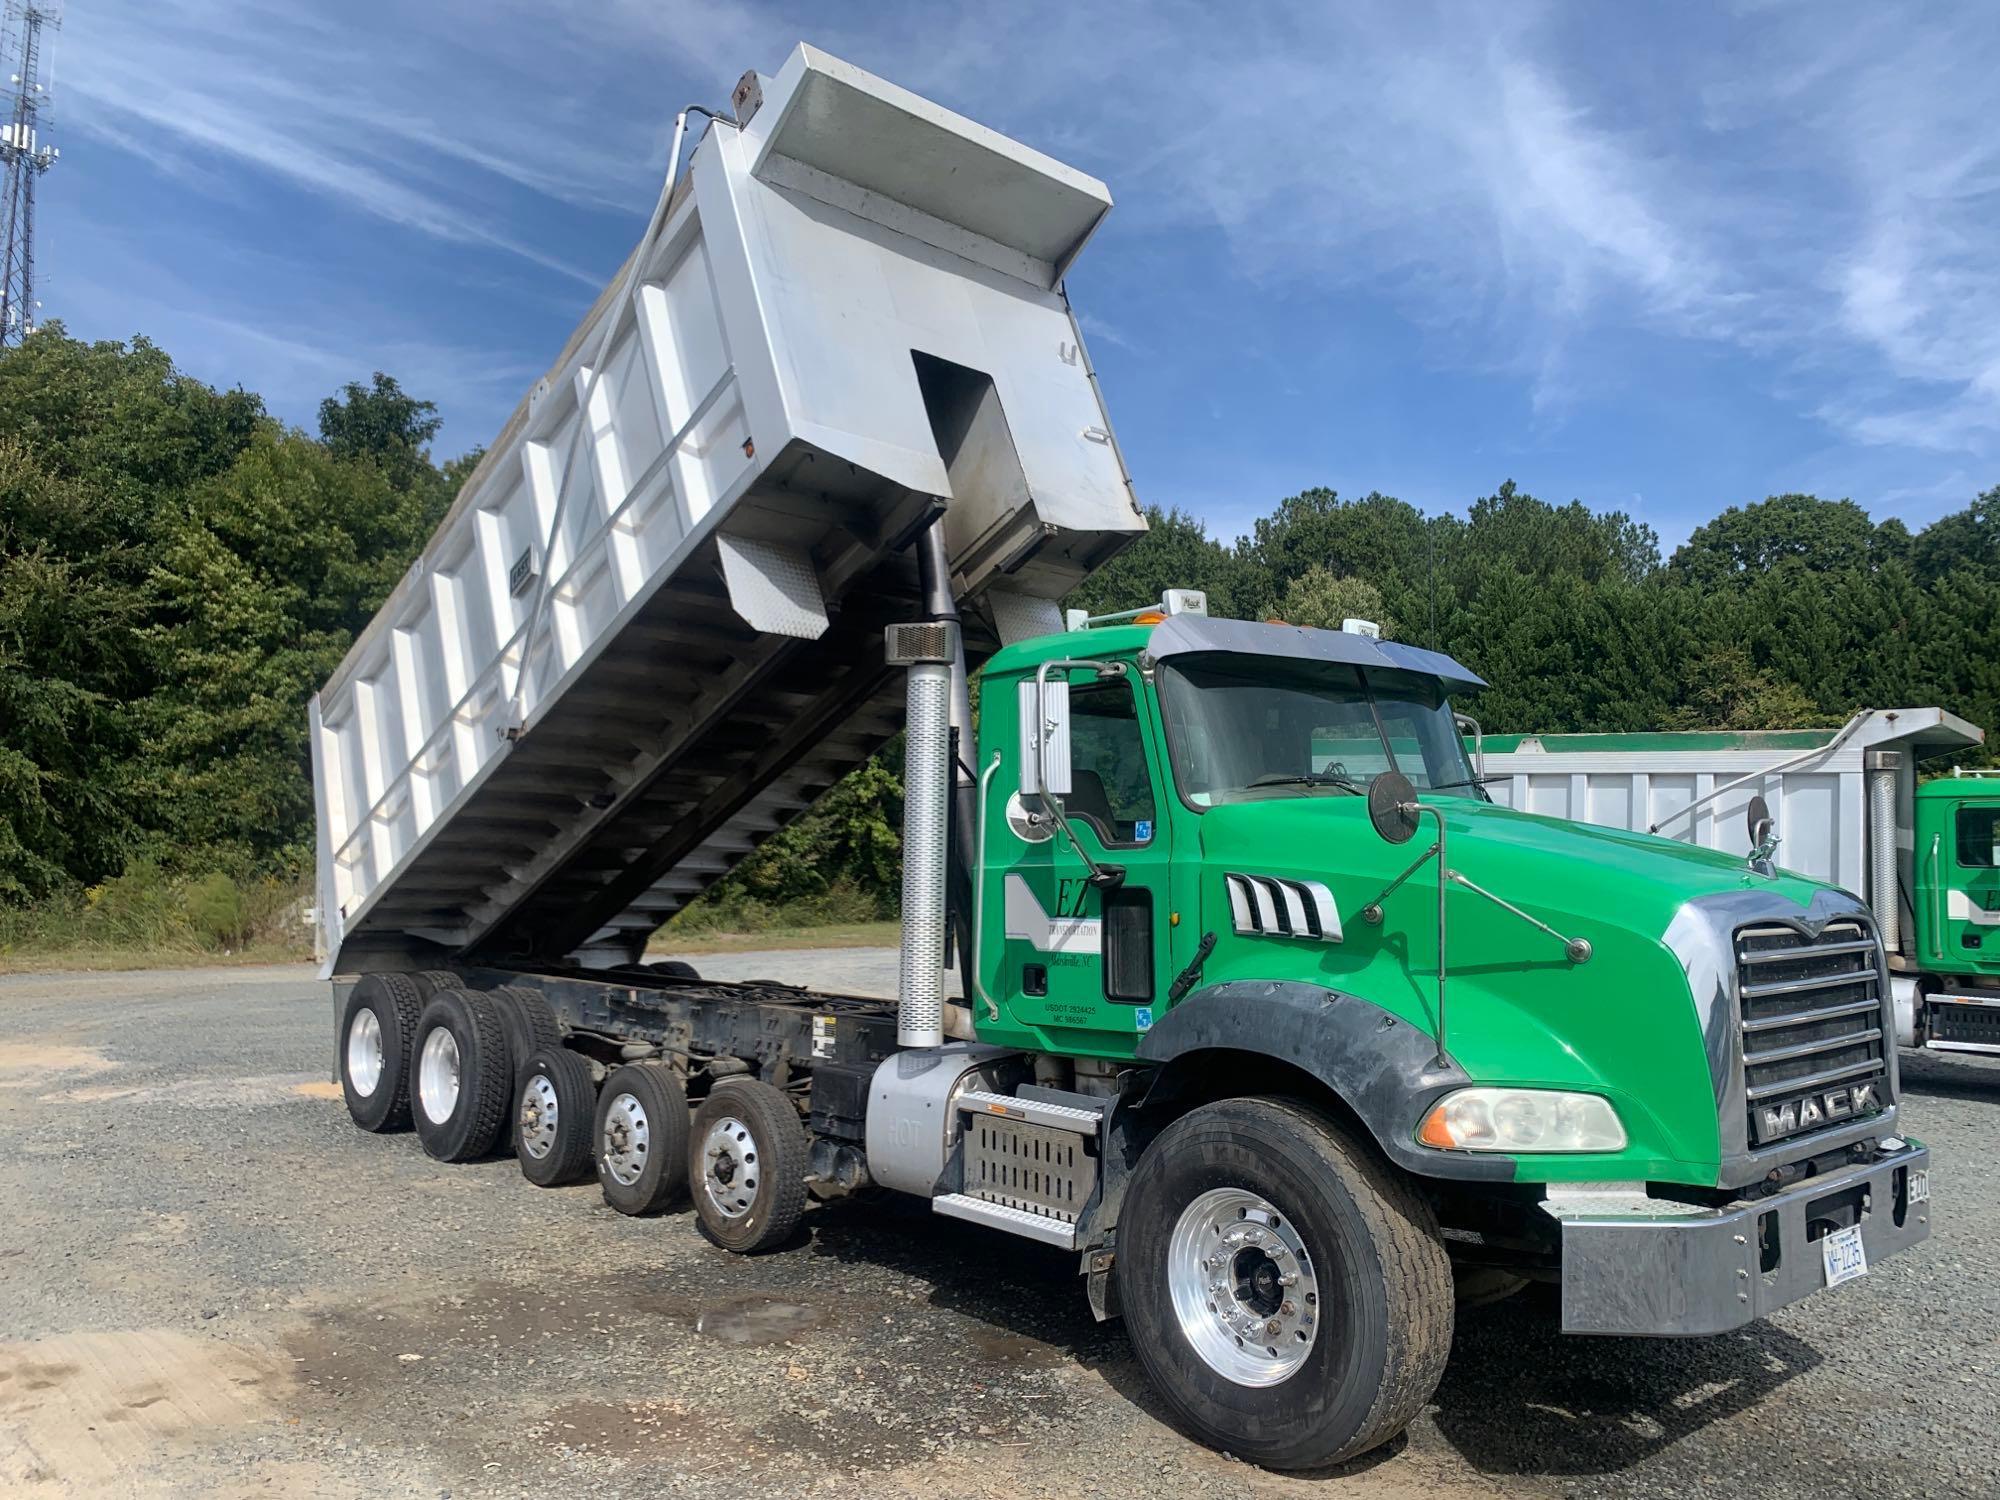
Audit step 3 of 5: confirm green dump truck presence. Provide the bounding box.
[317,45,1933,1472]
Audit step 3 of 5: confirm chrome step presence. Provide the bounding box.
[955,1089,1104,1134]
[932,1192,1079,1248]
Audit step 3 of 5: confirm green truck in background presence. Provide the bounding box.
[1916,774,2000,1049]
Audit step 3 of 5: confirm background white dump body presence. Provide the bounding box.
[1480,708,1983,960]
[311,45,1144,975]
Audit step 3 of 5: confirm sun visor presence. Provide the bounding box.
[1146,615,1488,692]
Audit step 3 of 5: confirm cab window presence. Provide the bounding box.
[1061,680,1155,847]
[1958,807,2000,868]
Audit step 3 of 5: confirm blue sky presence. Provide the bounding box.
[39,0,2000,554]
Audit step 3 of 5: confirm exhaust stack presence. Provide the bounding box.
[887,524,962,1048]
[1866,750,1903,956]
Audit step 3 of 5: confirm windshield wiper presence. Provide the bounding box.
[1425,776,1493,802]
[1246,771,1365,794]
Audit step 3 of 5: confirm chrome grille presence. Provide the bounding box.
[1735,920,1890,1146]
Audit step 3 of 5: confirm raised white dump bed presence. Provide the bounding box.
[312,46,1144,974]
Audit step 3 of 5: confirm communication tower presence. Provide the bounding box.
[0,2,60,346]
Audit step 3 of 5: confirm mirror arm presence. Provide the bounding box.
[1358,842,1440,924]
[1445,871,1593,964]
[1454,711,1485,780]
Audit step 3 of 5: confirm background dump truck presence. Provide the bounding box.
[314,45,1934,1471]
[1480,710,2000,1062]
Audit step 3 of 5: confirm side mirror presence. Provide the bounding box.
[1368,769,1420,845]
[1018,678,1072,797]
[1746,792,1775,850]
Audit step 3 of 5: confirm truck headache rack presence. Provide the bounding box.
[310,45,1144,975]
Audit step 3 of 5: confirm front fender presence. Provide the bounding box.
[1133,979,1517,1182]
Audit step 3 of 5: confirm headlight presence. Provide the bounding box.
[1417,1088,1626,1153]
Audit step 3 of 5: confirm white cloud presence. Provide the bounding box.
[60,0,637,284]
[45,0,2000,500]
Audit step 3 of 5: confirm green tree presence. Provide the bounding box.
[1275,566,1397,636]
[1667,644,1827,730]
[1065,505,1259,620]
[144,429,441,869]
[1239,488,1429,617]
[1670,494,1883,588]
[0,329,266,897]
[319,371,454,524]
[1912,486,2000,582]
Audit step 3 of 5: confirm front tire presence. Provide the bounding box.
[1115,1096,1453,1470]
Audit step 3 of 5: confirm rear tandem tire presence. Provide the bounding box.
[515,1045,598,1187]
[410,989,515,1163]
[593,1064,691,1215]
[1114,1096,1454,1471]
[338,974,425,1133]
[688,1078,809,1253]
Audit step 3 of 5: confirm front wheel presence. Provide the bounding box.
[1115,1096,1453,1470]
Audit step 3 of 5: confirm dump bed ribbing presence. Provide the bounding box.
[311,45,1145,975]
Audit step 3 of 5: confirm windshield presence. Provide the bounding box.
[1158,652,1477,807]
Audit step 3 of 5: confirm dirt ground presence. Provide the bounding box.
[0,960,1994,1499]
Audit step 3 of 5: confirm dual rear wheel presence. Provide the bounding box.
[339,976,806,1254]
[585,1065,807,1253]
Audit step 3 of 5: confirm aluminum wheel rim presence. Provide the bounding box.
[417,1027,461,1126]
[346,1008,384,1098]
[600,1092,651,1186]
[519,1073,560,1160]
[1166,1186,1320,1387]
[699,1115,758,1220]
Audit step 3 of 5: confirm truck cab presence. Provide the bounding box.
[940,594,1930,1462]
[1914,774,2000,1049]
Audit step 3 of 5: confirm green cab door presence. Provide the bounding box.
[997,668,1174,1054]
[1918,794,2000,975]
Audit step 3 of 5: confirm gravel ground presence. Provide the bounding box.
[0,955,1994,1499]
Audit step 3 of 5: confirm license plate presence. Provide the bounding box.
[1909,1168,1930,1205]
[1822,1223,1868,1288]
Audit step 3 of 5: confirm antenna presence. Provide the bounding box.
[0,1,59,348]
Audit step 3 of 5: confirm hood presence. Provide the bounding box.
[1201,791,1829,939]
[1193,792,1847,1181]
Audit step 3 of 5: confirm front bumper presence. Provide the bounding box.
[1549,1138,1931,1336]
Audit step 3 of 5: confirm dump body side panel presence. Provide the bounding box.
[312,47,1145,975]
